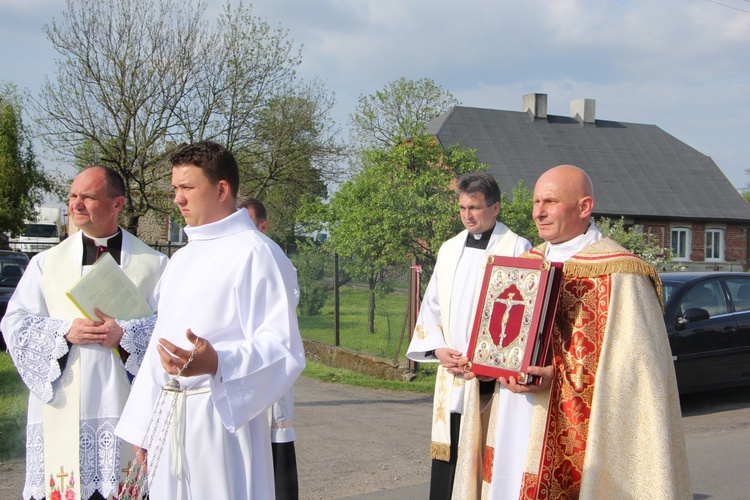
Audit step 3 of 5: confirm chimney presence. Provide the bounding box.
[570,98,596,124]
[522,93,547,119]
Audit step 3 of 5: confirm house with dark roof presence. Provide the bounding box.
[427,93,750,271]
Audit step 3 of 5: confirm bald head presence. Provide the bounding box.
[532,165,595,244]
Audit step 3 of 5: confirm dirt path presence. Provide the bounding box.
[0,377,434,499]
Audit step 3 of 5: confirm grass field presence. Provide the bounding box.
[298,284,411,361]
[0,352,27,460]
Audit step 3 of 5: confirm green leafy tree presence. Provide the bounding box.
[596,217,669,269]
[349,77,459,150]
[238,80,345,249]
[0,83,52,237]
[291,241,330,316]
[325,135,484,332]
[500,180,541,246]
[37,0,343,236]
[325,165,403,333]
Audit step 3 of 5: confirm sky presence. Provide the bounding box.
[2,0,750,190]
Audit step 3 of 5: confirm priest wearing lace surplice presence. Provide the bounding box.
[1,165,168,500]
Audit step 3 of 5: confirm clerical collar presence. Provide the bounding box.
[82,229,123,265]
[465,224,495,250]
[544,222,603,262]
[183,209,253,241]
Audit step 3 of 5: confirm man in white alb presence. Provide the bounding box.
[1,165,167,500]
[116,141,305,499]
[406,172,531,499]
[238,195,300,500]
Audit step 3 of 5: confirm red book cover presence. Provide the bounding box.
[466,255,563,384]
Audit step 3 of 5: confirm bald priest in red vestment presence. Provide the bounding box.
[454,165,692,499]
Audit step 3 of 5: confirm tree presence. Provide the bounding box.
[0,83,52,237]
[325,135,485,332]
[500,180,542,246]
[292,241,329,316]
[37,0,343,235]
[349,77,459,150]
[238,79,345,248]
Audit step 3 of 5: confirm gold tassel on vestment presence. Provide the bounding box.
[525,239,664,311]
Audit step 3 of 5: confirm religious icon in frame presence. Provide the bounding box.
[466,255,563,385]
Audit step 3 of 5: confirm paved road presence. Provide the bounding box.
[294,377,432,499]
[3,378,750,499]
[294,379,750,499]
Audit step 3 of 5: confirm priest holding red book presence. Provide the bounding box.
[455,165,691,499]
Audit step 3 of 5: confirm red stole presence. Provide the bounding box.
[521,274,611,499]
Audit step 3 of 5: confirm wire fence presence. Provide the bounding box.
[289,250,418,364]
[298,283,412,361]
[152,243,419,363]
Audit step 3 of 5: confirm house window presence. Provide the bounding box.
[705,228,724,262]
[670,227,690,261]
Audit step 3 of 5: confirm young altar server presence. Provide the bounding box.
[115,141,305,499]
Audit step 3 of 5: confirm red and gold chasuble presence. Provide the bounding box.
[452,239,690,500]
[520,273,611,499]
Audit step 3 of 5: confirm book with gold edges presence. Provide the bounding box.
[466,255,563,384]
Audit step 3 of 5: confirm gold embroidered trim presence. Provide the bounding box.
[524,238,664,310]
[564,253,663,310]
[431,442,451,462]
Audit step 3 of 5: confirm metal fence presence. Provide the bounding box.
[3,238,187,258]
[150,241,186,257]
[289,251,421,364]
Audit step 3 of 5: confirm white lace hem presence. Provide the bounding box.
[24,417,124,500]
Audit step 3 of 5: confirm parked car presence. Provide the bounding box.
[0,249,29,350]
[660,271,750,395]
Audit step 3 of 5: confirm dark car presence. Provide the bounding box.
[660,271,750,395]
[0,249,29,350]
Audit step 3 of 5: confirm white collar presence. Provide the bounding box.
[82,229,120,246]
[544,222,602,262]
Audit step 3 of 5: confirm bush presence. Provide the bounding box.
[292,242,330,316]
[596,217,669,269]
